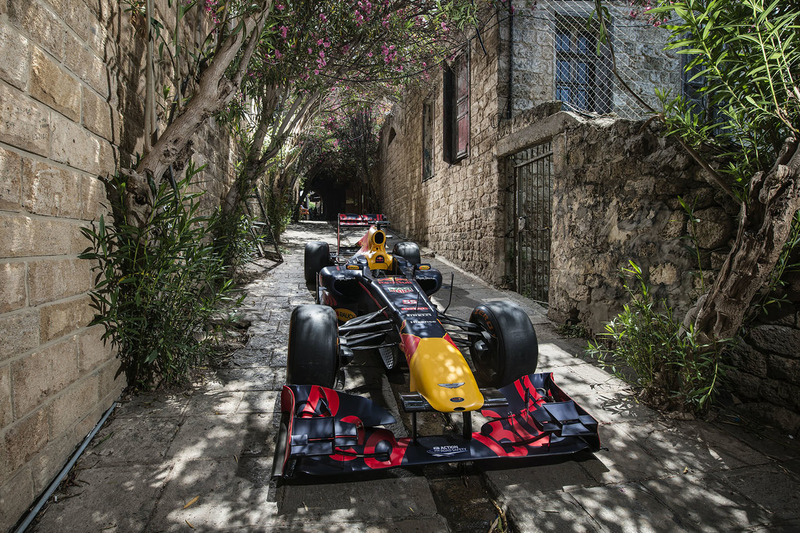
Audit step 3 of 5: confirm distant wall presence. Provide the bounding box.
[0,0,236,528]
[378,15,507,285]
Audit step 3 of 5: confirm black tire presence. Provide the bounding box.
[469,301,538,387]
[392,241,421,265]
[304,241,330,286]
[287,305,338,387]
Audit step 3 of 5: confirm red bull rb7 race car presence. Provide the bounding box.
[272,214,600,478]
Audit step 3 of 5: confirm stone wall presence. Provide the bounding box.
[729,303,800,433]
[545,115,737,333]
[378,15,508,285]
[0,1,236,528]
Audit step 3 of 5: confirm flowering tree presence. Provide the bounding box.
[220,0,505,221]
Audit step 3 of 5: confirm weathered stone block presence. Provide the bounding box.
[48,374,99,438]
[728,341,768,378]
[40,295,93,343]
[0,22,30,90]
[2,408,48,476]
[0,464,34,532]
[11,338,80,418]
[0,146,22,211]
[0,309,39,363]
[29,432,73,494]
[0,365,11,427]
[0,262,26,314]
[0,213,86,258]
[97,358,125,401]
[31,46,81,121]
[767,354,800,386]
[82,87,114,141]
[27,258,91,306]
[63,37,109,98]
[759,378,800,411]
[0,83,50,157]
[50,113,113,175]
[748,325,800,358]
[80,175,109,221]
[78,325,113,373]
[8,0,65,60]
[46,0,107,55]
[21,159,83,218]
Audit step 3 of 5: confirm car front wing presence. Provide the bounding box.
[272,373,600,478]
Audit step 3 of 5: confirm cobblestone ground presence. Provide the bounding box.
[28,221,800,533]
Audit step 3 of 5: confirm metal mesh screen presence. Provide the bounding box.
[513,0,679,120]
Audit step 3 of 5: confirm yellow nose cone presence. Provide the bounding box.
[407,338,484,412]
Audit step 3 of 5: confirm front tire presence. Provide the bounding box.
[287,305,338,387]
[304,241,330,286]
[469,301,538,387]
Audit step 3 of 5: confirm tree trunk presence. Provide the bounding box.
[688,137,800,341]
[124,4,271,228]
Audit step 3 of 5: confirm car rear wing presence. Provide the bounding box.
[337,213,389,258]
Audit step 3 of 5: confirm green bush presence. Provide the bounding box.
[587,261,725,414]
[80,163,240,389]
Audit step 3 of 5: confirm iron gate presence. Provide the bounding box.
[513,142,553,304]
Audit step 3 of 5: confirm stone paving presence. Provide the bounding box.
[29,221,800,532]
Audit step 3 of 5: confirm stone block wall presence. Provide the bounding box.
[378,16,508,285]
[0,1,235,528]
[545,115,737,334]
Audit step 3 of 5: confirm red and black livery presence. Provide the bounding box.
[274,216,600,478]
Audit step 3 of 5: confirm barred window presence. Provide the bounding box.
[555,16,611,114]
[443,52,470,163]
[422,99,434,181]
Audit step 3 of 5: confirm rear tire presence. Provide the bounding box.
[392,242,421,265]
[304,241,330,286]
[287,305,338,387]
[469,301,538,387]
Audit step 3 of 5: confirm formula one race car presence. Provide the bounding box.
[272,214,600,478]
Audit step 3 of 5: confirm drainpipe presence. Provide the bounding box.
[13,402,118,533]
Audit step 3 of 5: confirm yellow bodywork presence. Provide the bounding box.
[358,227,393,271]
[405,337,484,412]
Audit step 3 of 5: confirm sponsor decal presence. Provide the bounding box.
[450,397,465,403]
[386,287,413,293]
[438,383,464,389]
[401,299,417,305]
[336,308,357,322]
[427,445,468,458]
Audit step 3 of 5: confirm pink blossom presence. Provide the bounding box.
[280,26,288,38]
[276,3,285,10]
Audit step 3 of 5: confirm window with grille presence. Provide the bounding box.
[422,99,434,181]
[443,52,470,163]
[555,16,611,114]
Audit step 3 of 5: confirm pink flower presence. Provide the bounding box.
[319,13,327,22]
[276,3,285,10]
[280,26,288,38]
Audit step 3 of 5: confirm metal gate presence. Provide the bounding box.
[513,142,553,304]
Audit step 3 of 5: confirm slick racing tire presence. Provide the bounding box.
[287,305,338,387]
[392,241,421,266]
[304,241,330,286]
[469,300,538,388]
